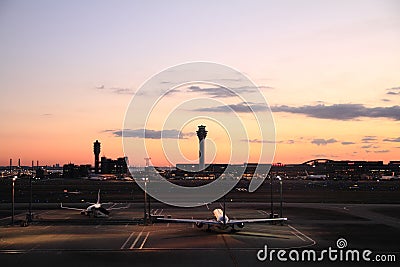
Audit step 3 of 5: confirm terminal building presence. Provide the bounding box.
[169,159,400,180]
[100,156,128,175]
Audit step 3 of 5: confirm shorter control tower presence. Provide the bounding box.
[196,125,207,171]
[93,140,101,174]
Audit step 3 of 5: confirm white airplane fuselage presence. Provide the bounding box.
[82,203,108,217]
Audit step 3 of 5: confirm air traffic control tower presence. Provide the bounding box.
[196,125,207,171]
[93,140,101,174]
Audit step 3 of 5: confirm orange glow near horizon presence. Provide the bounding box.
[1,2,399,167]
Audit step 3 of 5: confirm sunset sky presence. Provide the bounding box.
[1,0,399,167]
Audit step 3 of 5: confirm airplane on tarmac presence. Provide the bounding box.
[305,170,327,180]
[157,197,287,231]
[61,189,128,218]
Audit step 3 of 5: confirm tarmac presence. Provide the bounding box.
[1,202,399,266]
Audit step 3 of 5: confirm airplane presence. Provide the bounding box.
[157,198,287,231]
[60,189,128,218]
[305,170,327,180]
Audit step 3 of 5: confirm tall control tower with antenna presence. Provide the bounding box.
[196,125,207,171]
[93,140,101,174]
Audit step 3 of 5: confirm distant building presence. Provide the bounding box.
[35,167,45,179]
[63,164,91,179]
[100,157,128,175]
[170,158,400,180]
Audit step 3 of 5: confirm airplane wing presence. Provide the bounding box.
[107,204,130,210]
[60,203,84,211]
[157,217,221,225]
[228,217,287,224]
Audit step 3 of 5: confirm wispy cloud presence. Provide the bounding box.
[386,87,400,95]
[341,141,355,145]
[193,102,267,113]
[271,104,400,121]
[165,85,271,98]
[374,150,390,153]
[95,85,135,95]
[188,85,238,98]
[243,139,295,144]
[311,138,337,146]
[383,137,400,143]
[110,87,135,95]
[361,136,378,143]
[110,129,190,139]
[311,154,338,158]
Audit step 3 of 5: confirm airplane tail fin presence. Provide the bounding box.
[96,189,101,204]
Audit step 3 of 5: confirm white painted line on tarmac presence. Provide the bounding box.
[291,231,305,241]
[139,232,150,249]
[129,229,143,249]
[257,210,268,215]
[288,225,316,245]
[120,231,135,249]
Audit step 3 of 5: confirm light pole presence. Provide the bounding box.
[270,175,274,218]
[277,176,283,219]
[147,176,151,224]
[11,176,17,225]
[143,178,148,226]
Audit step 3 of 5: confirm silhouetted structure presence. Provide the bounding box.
[63,164,91,179]
[171,158,400,180]
[93,140,101,174]
[196,125,207,171]
[100,156,128,175]
[35,167,45,178]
